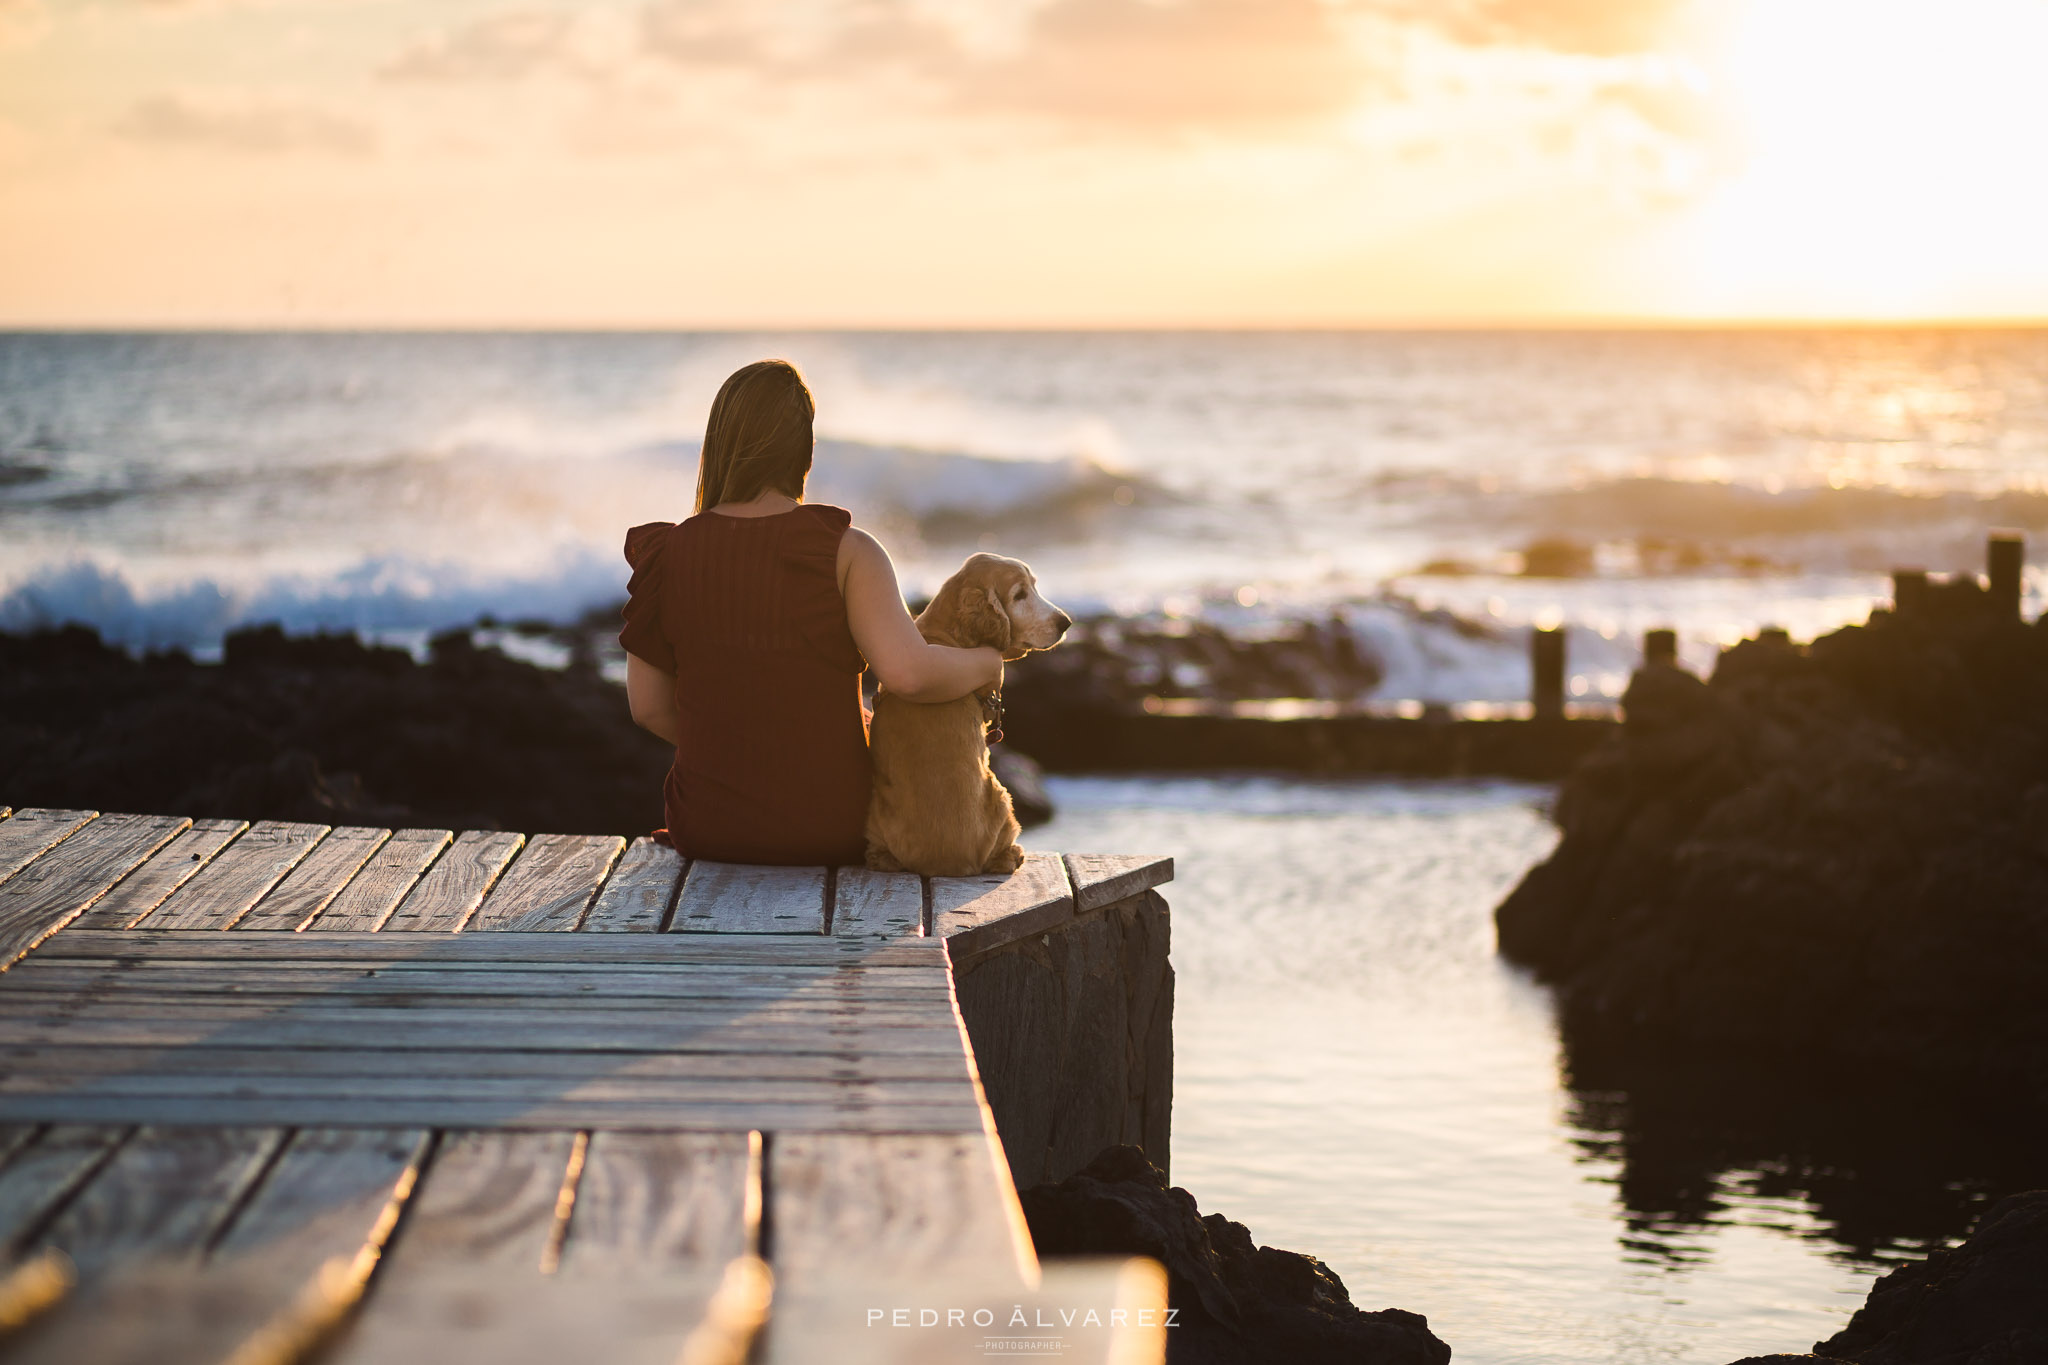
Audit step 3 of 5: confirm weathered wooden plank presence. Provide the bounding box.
[0,1096,988,1132]
[213,1127,426,1274]
[0,1047,972,1085]
[0,1249,72,1339]
[0,810,97,887]
[0,1126,128,1250]
[830,867,923,938]
[323,1265,726,1365]
[232,828,390,932]
[762,1260,1168,1365]
[0,969,941,999]
[769,1133,1032,1285]
[580,838,684,933]
[307,828,451,932]
[34,928,942,966]
[141,823,329,930]
[0,814,189,969]
[381,831,523,931]
[673,861,826,935]
[0,1124,35,1168]
[0,982,954,1015]
[0,1018,972,1057]
[0,1075,987,1111]
[32,1126,282,1277]
[1063,853,1175,914]
[469,834,625,932]
[66,821,247,930]
[0,1263,335,1365]
[0,1129,430,1365]
[557,1131,751,1272]
[0,988,960,1020]
[381,1130,580,1271]
[931,852,1073,962]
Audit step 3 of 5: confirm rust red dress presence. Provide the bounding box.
[619,504,871,866]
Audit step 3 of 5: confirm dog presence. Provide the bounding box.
[865,553,1070,877]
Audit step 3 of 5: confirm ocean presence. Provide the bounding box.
[4,330,2044,689]
[6,329,2046,1362]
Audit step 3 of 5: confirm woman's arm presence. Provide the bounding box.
[839,529,1002,703]
[625,652,681,745]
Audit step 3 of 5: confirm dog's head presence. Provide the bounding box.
[918,553,1071,661]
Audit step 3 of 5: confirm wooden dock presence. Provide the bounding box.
[0,806,1176,1364]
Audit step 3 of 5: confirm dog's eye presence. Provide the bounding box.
[1011,588,1027,602]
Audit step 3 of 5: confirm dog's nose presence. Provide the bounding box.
[1054,612,1072,636]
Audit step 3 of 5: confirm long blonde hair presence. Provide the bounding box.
[694,360,816,513]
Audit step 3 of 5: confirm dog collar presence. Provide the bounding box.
[978,689,1004,745]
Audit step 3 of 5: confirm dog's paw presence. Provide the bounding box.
[865,842,905,873]
[984,843,1025,875]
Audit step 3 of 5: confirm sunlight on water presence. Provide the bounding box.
[1025,776,1876,1365]
[3,331,2043,664]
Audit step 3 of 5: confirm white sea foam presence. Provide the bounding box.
[5,329,2044,692]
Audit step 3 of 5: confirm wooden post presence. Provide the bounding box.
[1531,627,1565,721]
[1892,568,1929,619]
[1988,532,2024,622]
[1643,628,1677,666]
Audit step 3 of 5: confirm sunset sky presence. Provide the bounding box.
[4,0,2047,326]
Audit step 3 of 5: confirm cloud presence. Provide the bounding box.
[384,9,585,82]
[640,0,1377,130]
[114,91,377,154]
[0,0,49,48]
[1440,0,1691,56]
[948,0,1375,128]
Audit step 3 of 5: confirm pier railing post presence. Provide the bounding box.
[1988,532,2024,623]
[1531,626,1565,721]
[1892,568,1929,620]
[1643,628,1677,667]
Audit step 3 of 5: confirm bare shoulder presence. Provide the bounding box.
[837,525,896,591]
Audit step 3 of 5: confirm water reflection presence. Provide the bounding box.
[1558,1024,2048,1271]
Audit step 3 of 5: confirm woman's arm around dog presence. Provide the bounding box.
[839,529,1002,703]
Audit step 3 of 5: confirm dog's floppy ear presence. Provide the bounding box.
[919,559,1012,651]
[959,585,1013,652]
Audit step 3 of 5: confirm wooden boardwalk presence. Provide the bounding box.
[0,807,1175,1364]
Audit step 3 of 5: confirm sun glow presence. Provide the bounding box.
[1676,0,2048,318]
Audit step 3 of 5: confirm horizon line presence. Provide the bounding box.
[6,316,2048,334]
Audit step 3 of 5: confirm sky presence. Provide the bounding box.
[4,0,2048,327]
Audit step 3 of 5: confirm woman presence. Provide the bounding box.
[620,359,1001,865]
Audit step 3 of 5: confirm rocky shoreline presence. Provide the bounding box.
[1496,586,2048,1105]
[1728,1189,2048,1364]
[1020,1146,1450,1365]
[0,624,672,836]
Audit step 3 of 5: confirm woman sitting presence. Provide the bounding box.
[620,359,1002,866]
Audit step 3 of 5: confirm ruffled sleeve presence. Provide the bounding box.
[620,521,678,673]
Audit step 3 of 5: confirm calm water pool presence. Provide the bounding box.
[1024,775,1880,1365]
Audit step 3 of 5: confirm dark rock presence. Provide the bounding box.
[1723,1190,2048,1364]
[0,624,670,836]
[1006,612,1388,721]
[1495,604,2048,1106]
[1807,1190,2048,1365]
[1019,1145,1450,1365]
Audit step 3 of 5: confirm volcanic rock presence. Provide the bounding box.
[1019,1145,1450,1365]
[1495,600,2048,1102]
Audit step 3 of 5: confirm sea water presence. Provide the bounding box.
[1024,777,1890,1365]
[5,330,2045,1360]
[4,330,2044,684]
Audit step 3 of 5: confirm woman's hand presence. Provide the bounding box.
[626,652,682,744]
[839,529,1003,703]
